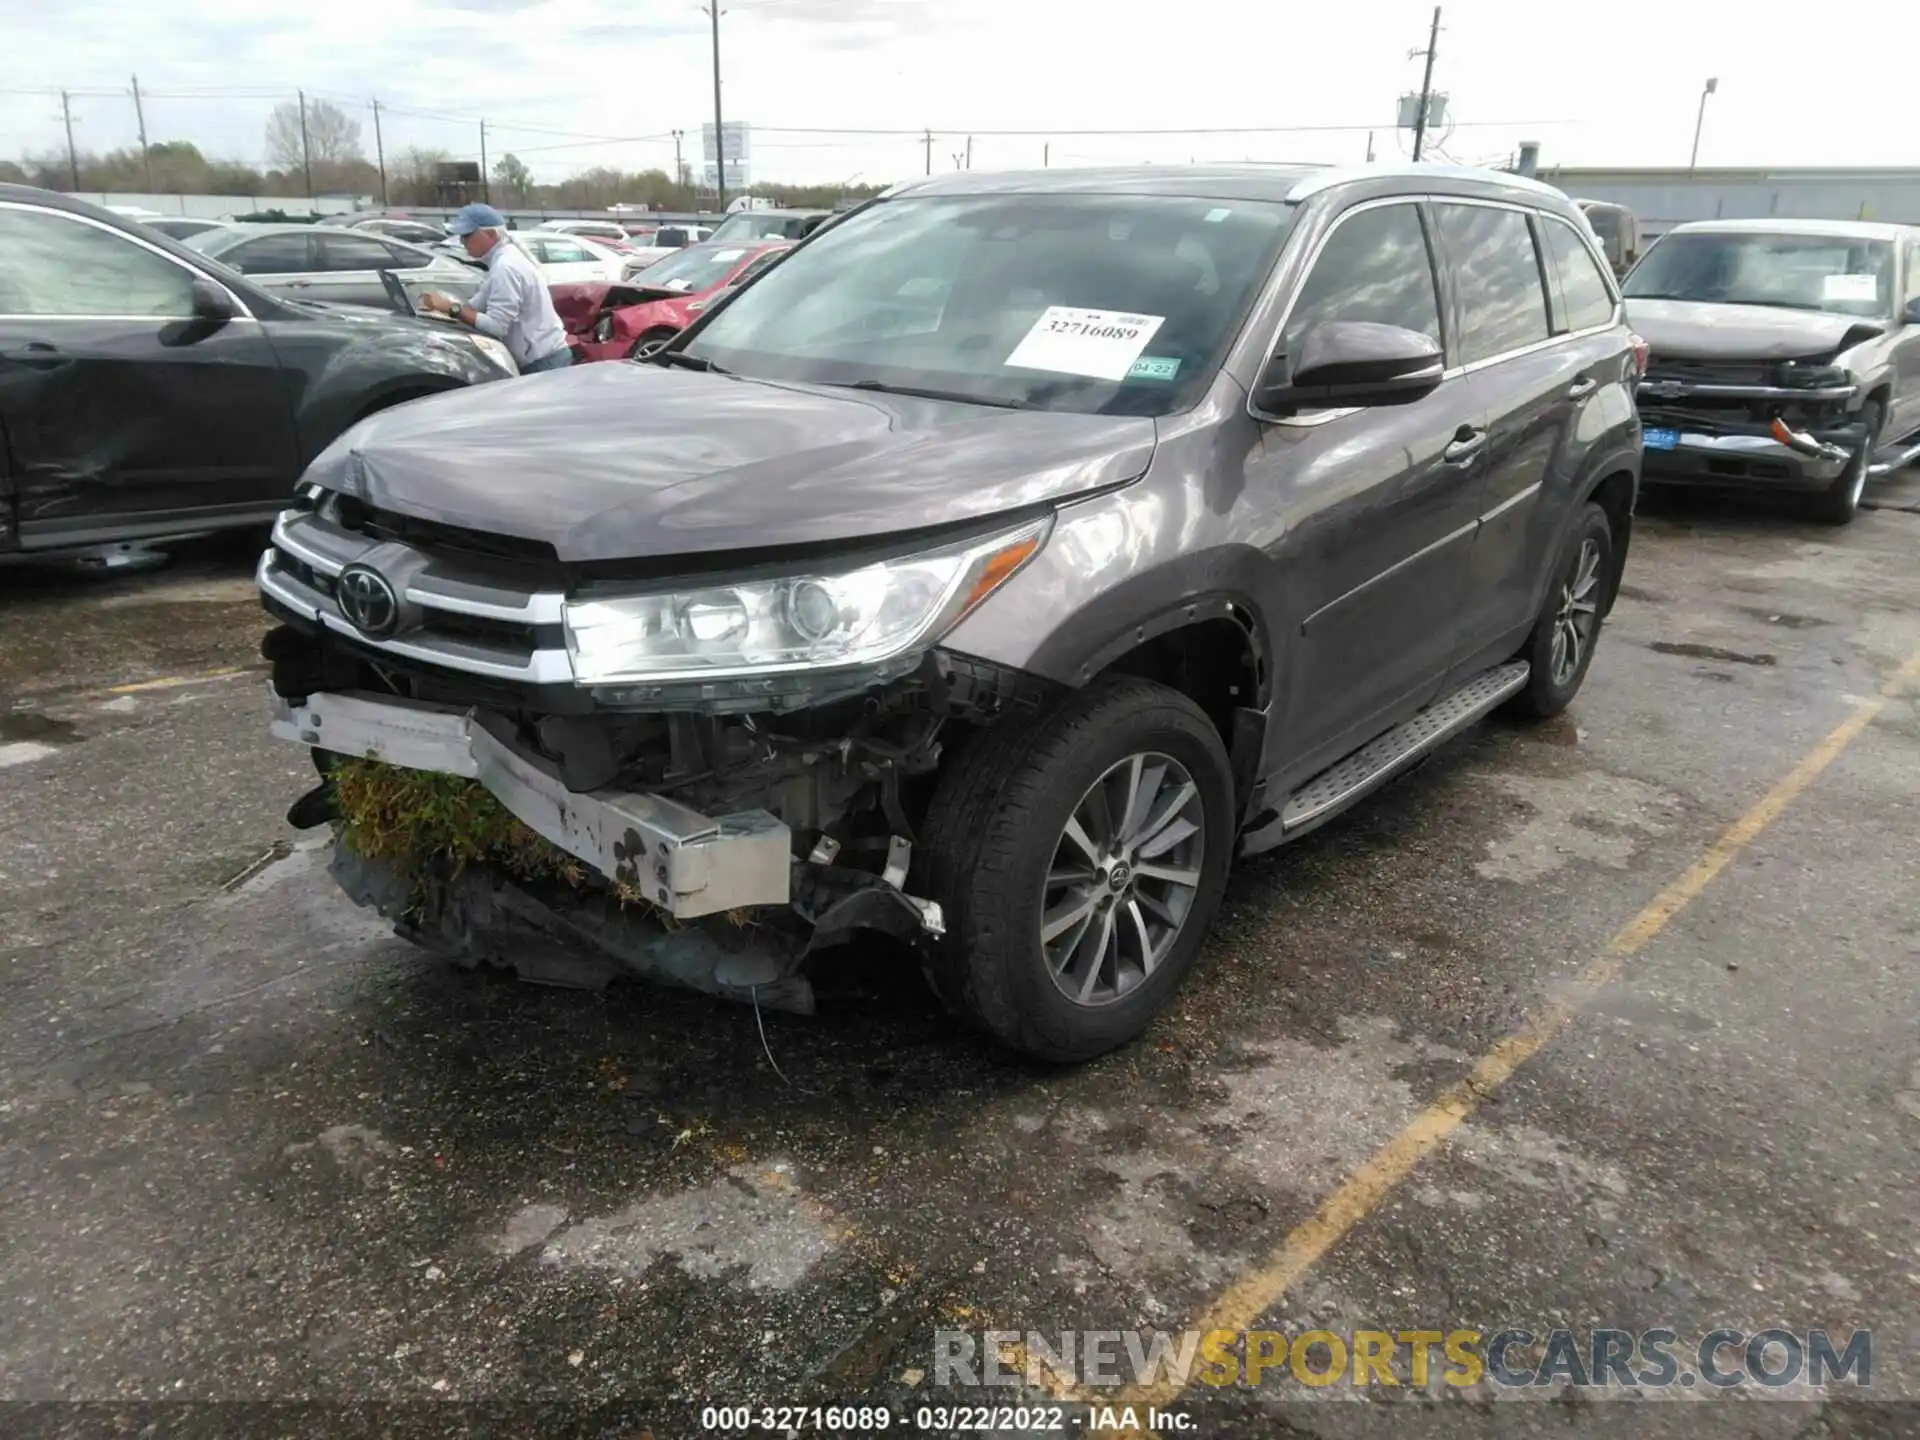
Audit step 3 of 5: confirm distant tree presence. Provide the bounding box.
[265,97,363,173]
[492,152,533,203]
[389,147,451,206]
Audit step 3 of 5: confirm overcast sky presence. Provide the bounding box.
[5,0,1919,189]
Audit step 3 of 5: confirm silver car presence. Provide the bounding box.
[185,224,480,312]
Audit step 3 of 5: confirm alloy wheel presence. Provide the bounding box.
[1549,537,1602,687]
[1039,752,1206,1007]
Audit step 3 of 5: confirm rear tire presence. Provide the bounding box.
[1808,400,1882,526]
[626,327,677,360]
[915,678,1235,1062]
[1507,502,1613,719]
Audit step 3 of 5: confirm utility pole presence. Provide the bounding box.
[1410,6,1441,163]
[1689,77,1718,170]
[371,99,388,207]
[1043,142,1049,167]
[60,91,79,190]
[704,3,727,209]
[922,129,933,175]
[1365,129,1376,162]
[965,135,972,170]
[672,129,686,188]
[297,89,314,196]
[131,75,154,191]
[480,118,490,201]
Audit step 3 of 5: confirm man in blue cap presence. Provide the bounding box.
[418,203,572,374]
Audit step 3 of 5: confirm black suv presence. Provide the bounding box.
[0,186,513,560]
[260,164,1642,1059]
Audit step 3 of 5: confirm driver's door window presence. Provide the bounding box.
[1280,203,1442,375]
[0,207,196,317]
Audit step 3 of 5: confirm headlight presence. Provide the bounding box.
[564,516,1050,685]
[466,334,519,374]
[1776,363,1851,389]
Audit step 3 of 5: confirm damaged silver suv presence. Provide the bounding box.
[258,164,1641,1060]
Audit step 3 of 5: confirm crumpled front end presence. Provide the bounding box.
[256,491,1056,1011]
[1636,357,1868,490]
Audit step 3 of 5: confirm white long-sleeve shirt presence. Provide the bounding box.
[467,238,568,368]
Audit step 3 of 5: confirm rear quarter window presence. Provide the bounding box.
[1542,217,1619,332]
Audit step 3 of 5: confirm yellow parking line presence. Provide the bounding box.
[99,666,251,697]
[1082,648,1920,1415]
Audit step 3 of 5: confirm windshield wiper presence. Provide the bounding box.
[838,379,1034,410]
[647,350,728,374]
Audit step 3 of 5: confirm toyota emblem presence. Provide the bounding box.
[336,563,401,638]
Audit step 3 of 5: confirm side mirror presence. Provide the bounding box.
[190,277,236,325]
[1256,321,1444,413]
[1904,296,1920,326]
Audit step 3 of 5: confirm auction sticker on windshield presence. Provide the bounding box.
[1822,274,1878,303]
[1005,306,1165,381]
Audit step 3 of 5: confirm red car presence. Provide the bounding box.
[553,239,792,362]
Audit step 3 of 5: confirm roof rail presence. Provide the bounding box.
[1285,163,1568,203]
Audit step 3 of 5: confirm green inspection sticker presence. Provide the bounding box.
[1127,355,1182,381]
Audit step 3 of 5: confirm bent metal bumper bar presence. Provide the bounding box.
[1769,418,1854,466]
[269,689,791,919]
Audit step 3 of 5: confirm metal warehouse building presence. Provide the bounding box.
[1535,167,1920,239]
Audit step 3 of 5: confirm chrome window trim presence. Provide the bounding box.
[1285,164,1567,204]
[0,199,258,321]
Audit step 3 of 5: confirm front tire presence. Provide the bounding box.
[1507,502,1613,719]
[916,678,1235,1062]
[626,327,678,360]
[1809,400,1882,526]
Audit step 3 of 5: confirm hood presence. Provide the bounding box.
[549,281,624,333]
[1625,299,1884,363]
[323,362,1156,563]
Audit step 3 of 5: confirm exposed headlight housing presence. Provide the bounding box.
[564,516,1050,687]
[1776,362,1851,389]
[466,334,519,374]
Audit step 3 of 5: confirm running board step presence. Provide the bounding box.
[1868,437,1920,479]
[1247,660,1531,851]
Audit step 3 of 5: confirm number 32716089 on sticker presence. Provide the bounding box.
[1004,306,1165,381]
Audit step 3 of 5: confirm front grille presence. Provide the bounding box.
[333,496,563,574]
[259,510,575,686]
[1644,358,1776,387]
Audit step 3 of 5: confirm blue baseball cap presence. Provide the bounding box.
[447,203,506,236]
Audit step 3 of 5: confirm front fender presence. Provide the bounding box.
[942,485,1277,707]
[290,333,502,466]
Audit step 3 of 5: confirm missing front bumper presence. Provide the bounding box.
[269,689,791,919]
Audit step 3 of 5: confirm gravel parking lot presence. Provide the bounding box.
[3,481,1919,1436]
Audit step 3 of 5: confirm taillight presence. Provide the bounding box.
[1628,332,1650,380]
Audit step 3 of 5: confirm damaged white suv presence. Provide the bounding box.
[260,164,1639,1059]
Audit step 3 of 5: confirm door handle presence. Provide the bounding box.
[2,340,66,370]
[280,280,312,289]
[1443,426,1486,466]
[1568,377,1599,400]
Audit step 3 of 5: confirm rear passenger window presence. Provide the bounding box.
[1543,218,1617,333]
[1281,203,1441,368]
[1435,204,1550,364]
[228,233,312,275]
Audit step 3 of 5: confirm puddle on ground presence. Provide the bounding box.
[0,711,81,745]
[1648,641,1777,667]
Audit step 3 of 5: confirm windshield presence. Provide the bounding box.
[637,243,762,293]
[1624,231,1894,317]
[682,193,1296,416]
[707,211,815,244]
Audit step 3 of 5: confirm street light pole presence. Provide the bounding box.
[704,3,727,210]
[1689,77,1718,170]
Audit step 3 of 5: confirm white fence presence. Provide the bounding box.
[74,192,360,219]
